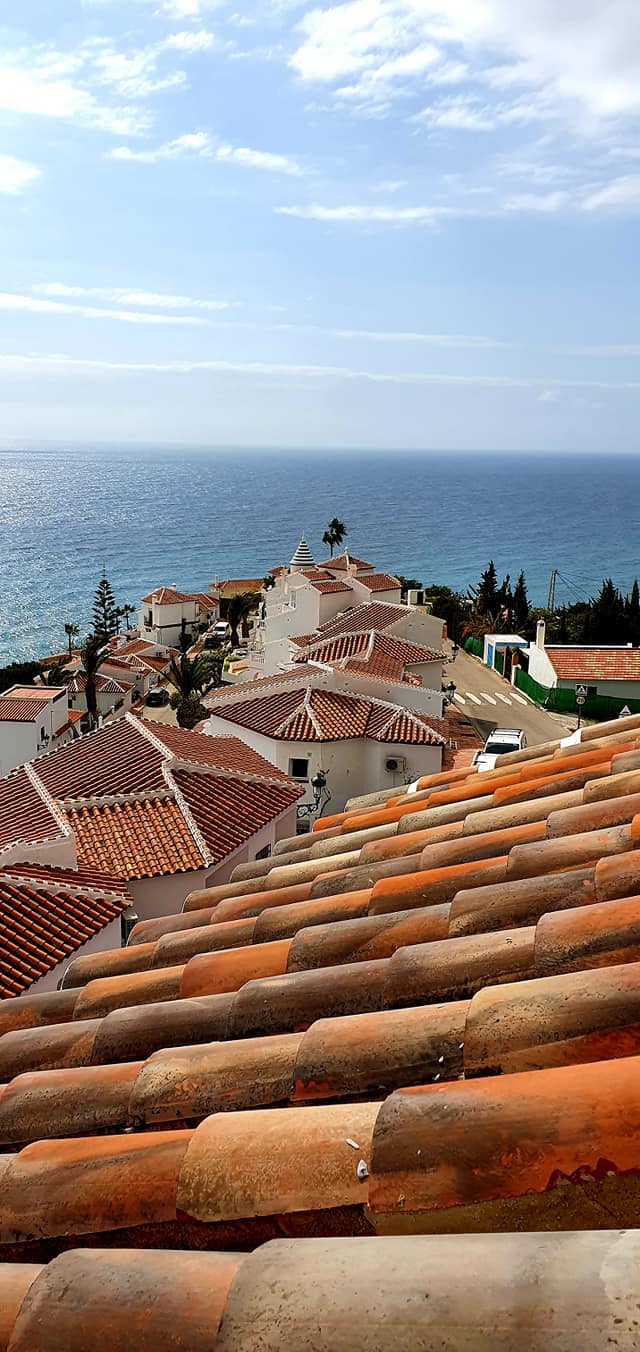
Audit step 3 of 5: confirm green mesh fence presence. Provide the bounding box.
[514,667,640,721]
[464,637,483,657]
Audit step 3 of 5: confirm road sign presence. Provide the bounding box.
[575,684,588,698]
[620,705,632,718]
[576,694,586,707]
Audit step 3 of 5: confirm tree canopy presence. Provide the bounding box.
[322,517,347,557]
[92,570,118,641]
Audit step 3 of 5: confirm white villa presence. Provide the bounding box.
[138,587,217,648]
[0,685,80,776]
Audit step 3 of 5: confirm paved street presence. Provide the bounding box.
[445,643,577,746]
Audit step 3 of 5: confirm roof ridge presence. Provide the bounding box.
[62,787,174,809]
[161,763,212,866]
[0,868,130,905]
[304,687,324,738]
[130,711,174,762]
[23,762,73,841]
[274,689,309,737]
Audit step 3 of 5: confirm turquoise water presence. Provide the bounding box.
[0,444,638,662]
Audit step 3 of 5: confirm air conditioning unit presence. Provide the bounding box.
[385,756,407,774]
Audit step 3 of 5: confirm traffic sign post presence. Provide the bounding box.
[575,684,587,729]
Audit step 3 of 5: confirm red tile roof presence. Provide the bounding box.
[0,864,133,998]
[309,579,354,594]
[297,631,443,686]
[67,797,206,879]
[67,674,132,695]
[319,553,374,571]
[210,682,446,746]
[0,769,65,853]
[0,715,301,889]
[546,646,640,682]
[0,691,58,722]
[357,572,401,592]
[300,601,408,644]
[173,768,303,864]
[144,721,290,782]
[141,587,196,605]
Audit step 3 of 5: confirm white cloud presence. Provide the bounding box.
[276,323,508,347]
[276,202,458,223]
[582,174,640,212]
[110,130,305,173]
[160,30,216,52]
[0,351,636,396]
[0,155,41,195]
[159,0,217,16]
[34,283,238,311]
[0,292,210,325]
[504,190,569,213]
[289,0,640,134]
[418,95,496,131]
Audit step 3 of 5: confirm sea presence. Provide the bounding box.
[0,444,638,664]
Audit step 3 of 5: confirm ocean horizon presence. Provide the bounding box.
[1,444,638,664]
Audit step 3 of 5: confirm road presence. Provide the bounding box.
[445,643,577,747]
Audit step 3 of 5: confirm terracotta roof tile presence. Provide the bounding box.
[173,769,302,864]
[301,602,408,644]
[143,722,291,781]
[141,587,195,605]
[34,717,166,800]
[297,632,443,686]
[208,682,445,745]
[546,646,640,681]
[0,693,57,722]
[0,867,133,998]
[318,553,374,571]
[0,770,64,853]
[68,797,207,879]
[357,572,401,592]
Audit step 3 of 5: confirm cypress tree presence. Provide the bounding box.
[92,570,117,641]
[476,561,498,616]
[512,570,530,632]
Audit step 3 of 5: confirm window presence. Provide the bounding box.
[288,757,309,781]
[255,844,272,861]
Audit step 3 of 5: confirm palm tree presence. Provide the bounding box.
[322,517,347,557]
[226,591,258,646]
[81,635,106,728]
[64,622,80,658]
[166,652,215,729]
[122,603,136,631]
[41,660,69,687]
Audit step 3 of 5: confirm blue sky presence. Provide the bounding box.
[1,0,639,449]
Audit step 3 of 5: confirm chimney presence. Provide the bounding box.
[536,619,546,649]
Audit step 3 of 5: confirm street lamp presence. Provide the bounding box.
[442,680,456,708]
[447,643,459,663]
[297,769,331,819]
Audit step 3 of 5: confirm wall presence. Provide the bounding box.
[0,722,39,776]
[0,831,78,871]
[557,676,640,700]
[526,644,559,687]
[29,914,126,994]
[388,611,447,650]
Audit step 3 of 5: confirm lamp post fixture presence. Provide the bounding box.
[447,643,459,663]
[442,680,456,709]
[296,769,331,820]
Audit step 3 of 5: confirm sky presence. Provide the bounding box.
[0,0,639,450]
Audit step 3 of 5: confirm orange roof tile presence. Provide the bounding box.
[546,646,640,681]
[68,797,206,879]
[0,866,133,998]
[0,691,58,722]
[319,553,374,571]
[300,601,408,644]
[357,572,402,592]
[0,770,64,853]
[210,682,446,746]
[309,579,354,594]
[173,769,303,864]
[141,587,196,605]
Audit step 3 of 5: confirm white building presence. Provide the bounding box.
[249,538,446,678]
[139,587,202,648]
[526,620,640,705]
[66,672,134,723]
[204,666,447,817]
[0,685,79,776]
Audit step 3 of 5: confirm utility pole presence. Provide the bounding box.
[547,568,558,612]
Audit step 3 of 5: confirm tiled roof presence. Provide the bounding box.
[67,674,131,695]
[173,768,303,864]
[67,797,206,879]
[0,715,301,896]
[141,587,195,605]
[297,631,443,686]
[35,716,167,800]
[110,638,157,657]
[6,712,640,1311]
[319,552,374,570]
[0,865,133,997]
[357,571,401,592]
[188,591,219,611]
[210,681,446,745]
[0,691,58,722]
[309,578,354,594]
[0,769,64,853]
[145,721,291,781]
[545,645,640,681]
[211,579,263,598]
[300,601,408,644]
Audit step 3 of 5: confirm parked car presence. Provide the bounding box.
[146,687,170,707]
[204,621,231,648]
[473,727,527,772]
